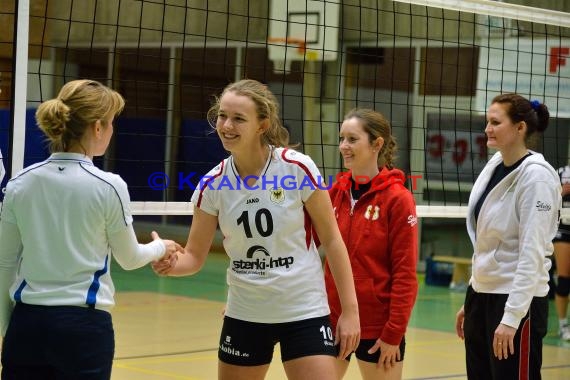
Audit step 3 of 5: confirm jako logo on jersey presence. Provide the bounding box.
[246,198,259,204]
[270,187,285,204]
[536,201,551,212]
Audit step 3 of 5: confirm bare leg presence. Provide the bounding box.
[334,357,350,379]
[218,361,270,380]
[357,359,403,380]
[554,242,570,324]
[283,355,338,380]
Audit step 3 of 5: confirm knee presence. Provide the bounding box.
[556,276,570,297]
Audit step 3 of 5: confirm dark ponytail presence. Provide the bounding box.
[491,93,550,143]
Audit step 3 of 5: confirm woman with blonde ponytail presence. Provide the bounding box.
[0,79,182,379]
[152,79,360,380]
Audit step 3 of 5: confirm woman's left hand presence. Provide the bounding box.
[493,323,516,359]
[368,338,400,369]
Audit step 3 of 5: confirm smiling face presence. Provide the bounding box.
[485,102,525,151]
[339,117,382,172]
[216,91,265,154]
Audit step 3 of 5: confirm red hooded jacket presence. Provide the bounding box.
[324,168,418,345]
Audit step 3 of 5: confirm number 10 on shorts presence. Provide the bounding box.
[320,325,335,346]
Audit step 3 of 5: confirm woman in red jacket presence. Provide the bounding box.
[324,108,418,380]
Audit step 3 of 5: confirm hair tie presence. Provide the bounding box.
[530,99,540,111]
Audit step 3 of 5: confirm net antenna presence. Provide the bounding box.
[268,0,340,74]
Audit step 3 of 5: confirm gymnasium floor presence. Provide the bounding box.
[107,252,570,380]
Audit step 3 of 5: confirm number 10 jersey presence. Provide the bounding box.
[191,147,330,323]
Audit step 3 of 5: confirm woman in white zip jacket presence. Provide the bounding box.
[455,93,560,380]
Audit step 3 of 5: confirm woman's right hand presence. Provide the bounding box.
[151,256,177,276]
[335,308,361,359]
[150,231,183,276]
[455,305,465,340]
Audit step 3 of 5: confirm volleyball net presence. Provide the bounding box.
[1,0,570,221]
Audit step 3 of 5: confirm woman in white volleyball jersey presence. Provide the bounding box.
[153,79,360,380]
[0,79,182,380]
